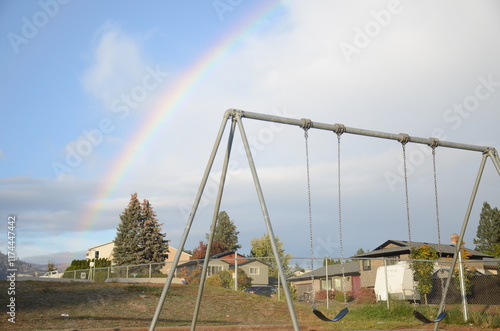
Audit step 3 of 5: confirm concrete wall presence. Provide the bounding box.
[105,277,186,284]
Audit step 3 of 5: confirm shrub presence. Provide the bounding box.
[177,265,201,284]
[314,289,331,300]
[206,274,224,287]
[335,291,354,303]
[353,288,377,304]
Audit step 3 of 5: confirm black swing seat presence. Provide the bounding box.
[313,307,348,322]
[413,310,447,323]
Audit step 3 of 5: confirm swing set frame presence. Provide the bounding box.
[149,109,500,331]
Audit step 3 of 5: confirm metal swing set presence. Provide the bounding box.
[149,110,500,331]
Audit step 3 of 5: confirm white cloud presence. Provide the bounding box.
[82,22,149,106]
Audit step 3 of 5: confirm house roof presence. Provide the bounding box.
[87,241,114,251]
[177,250,268,268]
[483,259,500,269]
[287,261,360,281]
[353,239,492,259]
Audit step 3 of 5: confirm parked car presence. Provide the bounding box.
[40,270,63,278]
[245,286,276,297]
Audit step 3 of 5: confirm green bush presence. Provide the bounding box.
[62,258,111,282]
[335,291,354,303]
[206,274,224,287]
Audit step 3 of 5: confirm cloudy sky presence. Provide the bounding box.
[1,0,499,266]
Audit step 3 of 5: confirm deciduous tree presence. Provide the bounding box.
[410,245,438,304]
[250,234,291,278]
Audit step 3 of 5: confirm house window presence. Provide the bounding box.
[363,259,371,271]
[94,251,99,259]
[208,266,223,276]
[386,256,399,265]
[321,279,332,290]
[249,267,259,275]
[333,278,342,290]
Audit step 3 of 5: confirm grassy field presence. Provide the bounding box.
[1,280,499,330]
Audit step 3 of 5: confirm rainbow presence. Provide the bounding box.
[79,1,285,236]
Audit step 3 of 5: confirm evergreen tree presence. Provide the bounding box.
[113,193,142,265]
[250,233,291,278]
[139,199,169,263]
[323,258,341,266]
[356,248,366,255]
[113,193,169,266]
[473,202,500,257]
[206,211,240,251]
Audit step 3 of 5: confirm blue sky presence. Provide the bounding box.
[1,1,499,266]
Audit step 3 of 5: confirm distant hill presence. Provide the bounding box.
[22,250,86,265]
[0,251,46,280]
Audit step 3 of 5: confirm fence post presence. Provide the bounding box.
[108,266,110,280]
[126,266,129,279]
[384,259,390,309]
[149,264,152,278]
[74,270,76,279]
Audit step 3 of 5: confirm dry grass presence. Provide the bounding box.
[1,281,498,330]
[1,281,319,330]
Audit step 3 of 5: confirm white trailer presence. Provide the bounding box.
[374,261,420,302]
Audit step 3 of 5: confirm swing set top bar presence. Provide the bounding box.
[226,109,500,175]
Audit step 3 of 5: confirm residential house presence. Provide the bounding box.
[85,241,192,275]
[353,239,494,289]
[287,261,360,300]
[86,241,114,260]
[177,251,270,285]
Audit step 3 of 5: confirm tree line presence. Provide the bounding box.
[111,194,499,276]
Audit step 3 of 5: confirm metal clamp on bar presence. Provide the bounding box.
[335,123,346,136]
[429,137,440,149]
[301,118,312,131]
[399,133,410,145]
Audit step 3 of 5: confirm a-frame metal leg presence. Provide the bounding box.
[433,153,488,331]
[148,112,232,330]
[190,117,237,330]
[235,113,301,331]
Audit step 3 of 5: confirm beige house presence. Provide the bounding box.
[353,239,494,289]
[287,261,360,300]
[178,251,270,285]
[85,241,191,275]
[86,241,114,260]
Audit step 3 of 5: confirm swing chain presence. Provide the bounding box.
[400,134,412,245]
[336,132,348,307]
[400,136,419,308]
[429,141,446,298]
[303,123,315,305]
